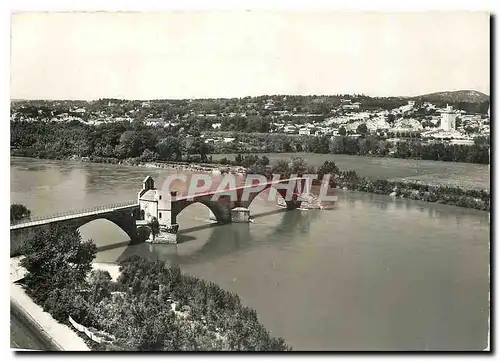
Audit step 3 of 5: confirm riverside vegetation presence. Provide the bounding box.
[16,221,291,351]
[10,204,31,222]
[11,118,490,164]
[227,155,490,212]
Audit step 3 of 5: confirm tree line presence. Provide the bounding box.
[11,97,490,121]
[11,120,489,164]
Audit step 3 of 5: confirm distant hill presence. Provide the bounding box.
[411,90,489,103]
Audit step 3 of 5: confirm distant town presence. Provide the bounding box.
[11,92,490,143]
[10,92,490,165]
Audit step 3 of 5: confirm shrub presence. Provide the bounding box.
[10,204,31,222]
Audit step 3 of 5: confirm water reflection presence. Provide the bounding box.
[337,191,489,225]
[266,208,321,238]
[101,207,323,267]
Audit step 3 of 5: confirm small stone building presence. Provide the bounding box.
[137,176,178,243]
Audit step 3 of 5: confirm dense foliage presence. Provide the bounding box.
[11,121,489,164]
[10,120,210,162]
[20,224,97,307]
[18,225,290,351]
[10,204,31,222]
[94,257,291,351]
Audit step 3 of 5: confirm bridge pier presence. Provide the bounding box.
[208,209,218,222]
[231,207,251,223]
[141,200,180,244]
[147,223,179,244]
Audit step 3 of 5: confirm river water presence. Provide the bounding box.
[10,157,490,351]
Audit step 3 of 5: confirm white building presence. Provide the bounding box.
[450,139,475,145]
[298,128,311,136]
[342,102,361,110]
[138,176,172,228]
[440,105,457,131]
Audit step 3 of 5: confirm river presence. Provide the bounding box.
[10,157,490,351]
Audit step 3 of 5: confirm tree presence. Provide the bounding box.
[356,123,368,137]
[10,204,31,222]
[43,287,96,326]
[149,217,160,240]
[140,149,157,162]
[338,126,347,136]
[157,136,183,161]
[87,269,113,304]
[317,161,339,181]
[187,137,209,162]
[289,156,310,175]
[20,224,97,303]
[115,130,143,159]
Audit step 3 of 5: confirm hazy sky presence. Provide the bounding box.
[10,11,490,100]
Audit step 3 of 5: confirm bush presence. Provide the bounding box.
[10,204,31,222]
[43,287,96,326]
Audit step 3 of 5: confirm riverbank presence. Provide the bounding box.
[10,258,130,351]
[109,156,491,211]
[332,175,490,212]
[75,155,249,174]
[11,251,290,351]
[10,258,90,351]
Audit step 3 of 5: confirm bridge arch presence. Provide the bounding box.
[65,211,139,244]
[76,217,135,246]
[242,182,302,210]
[172,198,232,226]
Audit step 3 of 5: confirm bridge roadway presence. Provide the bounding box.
[169,176,307,200]
[10,201,139,230]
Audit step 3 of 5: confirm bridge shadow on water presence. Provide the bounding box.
[174,207,322,265]
[103,207,323,266]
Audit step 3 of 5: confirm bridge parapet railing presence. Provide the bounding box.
[10,200,138,226]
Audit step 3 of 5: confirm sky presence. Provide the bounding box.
[10,11,490,100]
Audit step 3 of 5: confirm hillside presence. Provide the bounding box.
[411,90,489,103]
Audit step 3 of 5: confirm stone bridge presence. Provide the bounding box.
[170,177,306,225]
[11,176,312,253]
[139,175,309,243]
